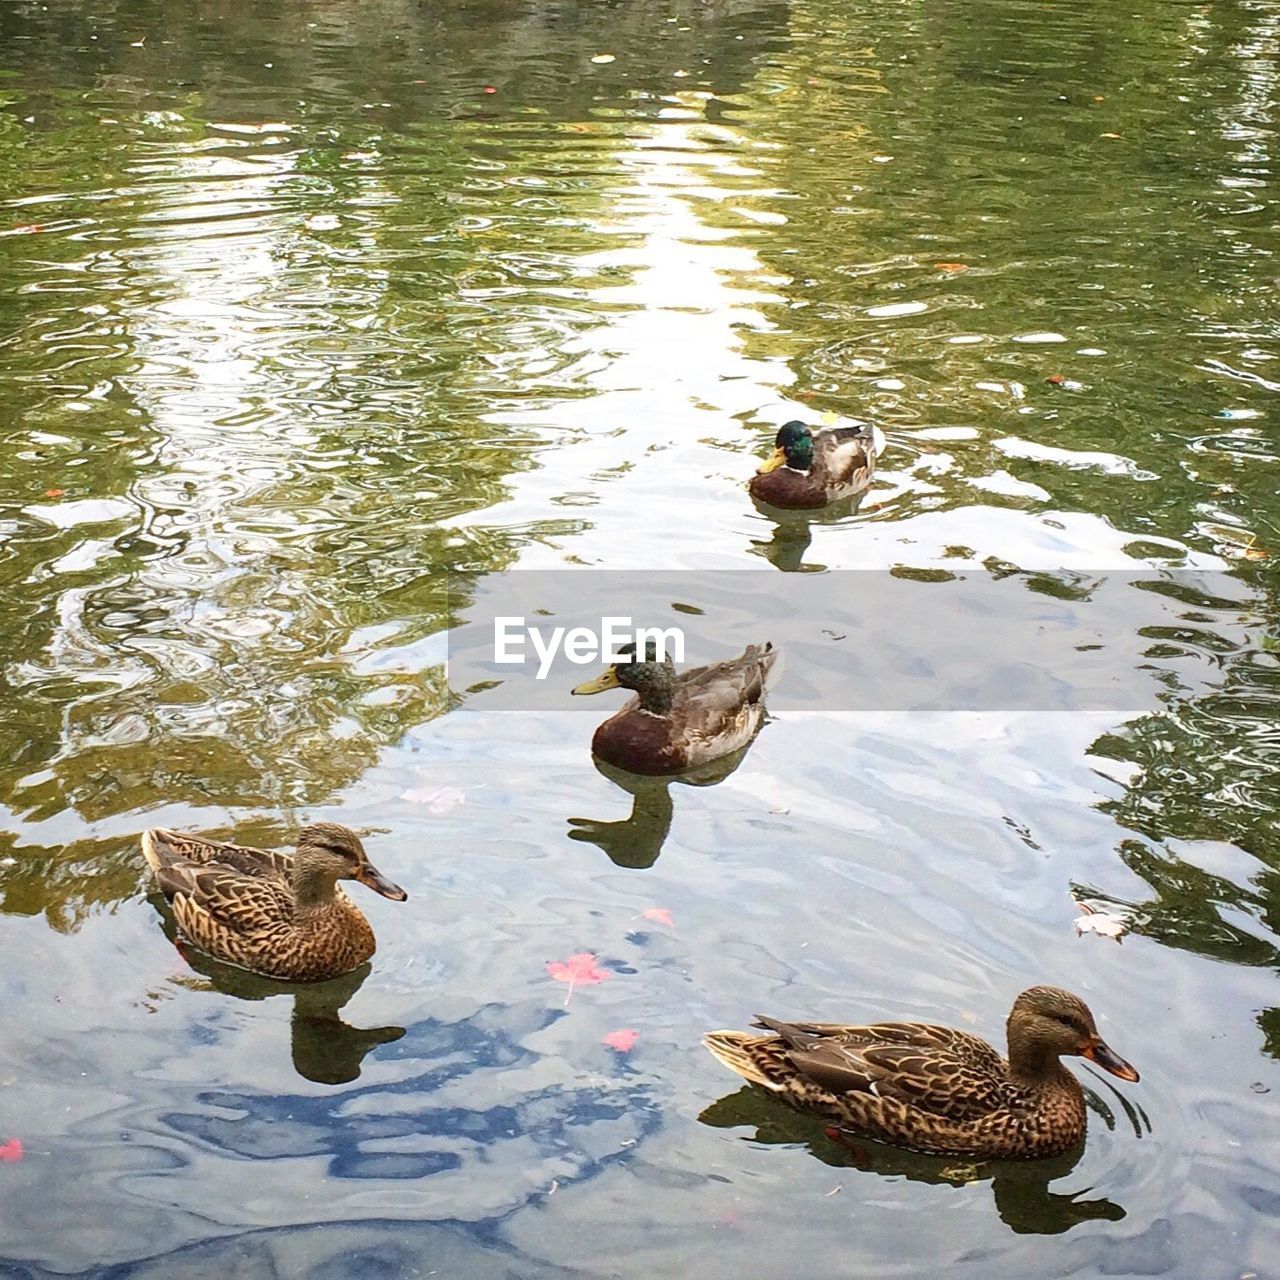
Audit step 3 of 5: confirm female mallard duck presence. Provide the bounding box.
[748,419,884,509]
[571,640,778,776]
[704,986,1138,1160]
[142,822,407,983]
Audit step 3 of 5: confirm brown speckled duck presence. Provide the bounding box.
[572,640,778,776]
[748,419,885,510]
[704,986,1138,1160]
[142,822,407,983]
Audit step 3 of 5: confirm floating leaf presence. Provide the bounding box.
[1073,900,1128,943]
[13,224,44,234]
[482,85,498,95]
[1203,524,1265,561]
[43,488,65,498]
[547,952,610,1004]
[935,261,968,272]
[642,907,674,927]
[602,1028,639,1052]
[0,1139,23,1163]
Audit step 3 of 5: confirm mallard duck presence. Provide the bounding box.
[142,822,407,983]
[748,419,884,509]
[571,640,778,776]
[704,986,1138,1160]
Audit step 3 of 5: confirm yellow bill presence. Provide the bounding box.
[756,447,787,475]
[572,666,621,695]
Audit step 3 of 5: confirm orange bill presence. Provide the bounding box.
[357,863,408,901]
[1082,1037,1138,1082]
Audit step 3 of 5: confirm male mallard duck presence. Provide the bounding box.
[142,822,407,983]
[748,419,884,509]
[704,986,1138,1160]
[571,640,778,776]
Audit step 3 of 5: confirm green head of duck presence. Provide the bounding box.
[758,420,815,474]
[572,640,677,714]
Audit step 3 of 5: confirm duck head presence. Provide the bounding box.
[758,421,814,474]
[1007,986,1138,1083]
[296,823,407,901]
[572,641,677,714]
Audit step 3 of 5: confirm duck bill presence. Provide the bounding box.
[1082,1037,1139,1082]
[756,447,787,475]
[572,667,620,695]
[356,863,408,902]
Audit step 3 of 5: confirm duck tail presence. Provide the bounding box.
[702,1031,780,1089]
[141,828,168,875]
[759,642,785,693]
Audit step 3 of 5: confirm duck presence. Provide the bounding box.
[748,418,884,509]
[142,822,408,983]
[571,640,778,776]
[703,986,1138,1160]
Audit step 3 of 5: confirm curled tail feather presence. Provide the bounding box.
[758,643,784,694]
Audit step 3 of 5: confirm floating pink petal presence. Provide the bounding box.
[546,952,610,1004]
[602,1028,639,1053]
[401,782,465,814]
[642,908,674,927]
[0,1139,23,1163]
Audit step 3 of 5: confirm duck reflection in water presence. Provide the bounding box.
[568,747,753,869]
[699,1086,1128,1235]
[154,905,404,1084]
[748,491,872,573]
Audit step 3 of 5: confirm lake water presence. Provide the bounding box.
[1,0,1278,1275]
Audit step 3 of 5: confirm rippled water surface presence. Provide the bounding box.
[2,0,1279,1275]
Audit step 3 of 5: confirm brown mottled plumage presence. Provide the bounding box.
[704,987,1139,1160]
[748,419,884,510]
[571,640,779,776]
[142,822,407,983]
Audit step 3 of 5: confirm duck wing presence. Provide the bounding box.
[159,860,291,923]
[811,424,880,492]
[752,1016,1011,1122]
[143,829,295,948]
[677,644,778,726]
[143,828,292,883]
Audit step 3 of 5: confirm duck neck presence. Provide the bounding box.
[292,850,342,913]
[1007,1021,1075,1090]
[785,440,814,472]
[630,666,675,715]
